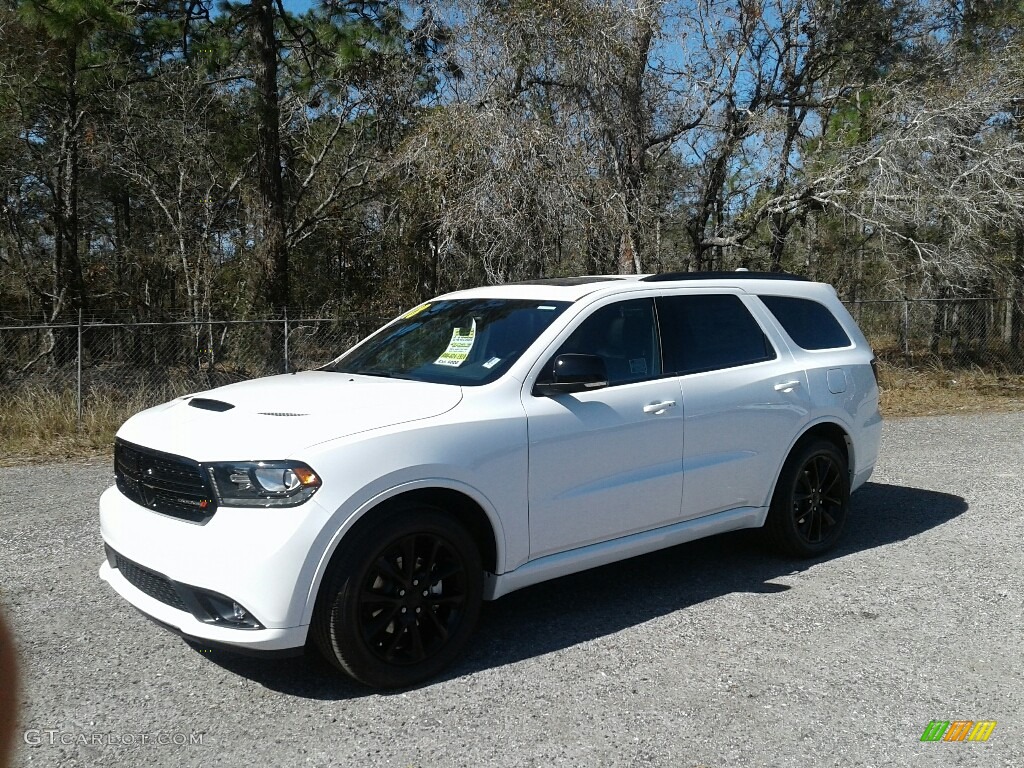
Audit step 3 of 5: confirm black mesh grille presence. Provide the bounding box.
[114,439,217,523]
[113,550,188,612]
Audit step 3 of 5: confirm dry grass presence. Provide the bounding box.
[878,362,1024,417]
[0,386,172,466]
[3,365,1024,464]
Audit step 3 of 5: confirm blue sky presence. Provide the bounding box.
[281,0,315,13]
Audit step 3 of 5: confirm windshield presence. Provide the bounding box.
[325,299,571,385]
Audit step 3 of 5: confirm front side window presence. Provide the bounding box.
[656,294,775,375]
[326,299,570,385]
[543,298,662,386]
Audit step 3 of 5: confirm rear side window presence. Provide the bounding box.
[759,296,852,350]
[656,294,775,375]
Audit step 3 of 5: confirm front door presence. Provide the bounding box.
[523,298,685,559]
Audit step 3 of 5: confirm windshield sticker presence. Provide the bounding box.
[629,358,648,376]
[434,319,477,367]
[402,303,431,320]
[537,305,557,310]
[482,356,501,369]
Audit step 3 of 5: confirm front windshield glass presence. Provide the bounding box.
[325,299,571,385]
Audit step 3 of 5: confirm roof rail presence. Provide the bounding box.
[640,271,809,282]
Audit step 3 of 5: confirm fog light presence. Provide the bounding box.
[192,590,263,629]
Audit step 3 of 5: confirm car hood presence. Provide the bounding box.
[116,371,463,462]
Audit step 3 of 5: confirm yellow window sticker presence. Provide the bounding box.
[434,319,476,367]
[402,303,431,320]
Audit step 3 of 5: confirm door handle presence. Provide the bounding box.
[643,400,677,414]
[773,380,802,393]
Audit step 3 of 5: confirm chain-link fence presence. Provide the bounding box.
[1,298,1022,427]
[0,312,386,425]
[848,297,1023,368]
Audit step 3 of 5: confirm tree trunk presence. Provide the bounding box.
[51,41,86,365]
[113,188,131,303]
[611,9,653,276]
[613,146,644,277]
[61,41,86,313]
[251,0,288,372]
[253,0,287,311]
[930,285,948,356]
[1012,227,1024,358]
[768,214,793,273]
[617,230,638,275]
[616,160,643,275]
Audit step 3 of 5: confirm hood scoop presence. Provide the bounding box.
[188,397,235,412]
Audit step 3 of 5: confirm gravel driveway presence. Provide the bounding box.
[2,413,1022,767]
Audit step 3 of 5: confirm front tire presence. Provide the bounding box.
[312,506,483,688]
[766,439,850,557]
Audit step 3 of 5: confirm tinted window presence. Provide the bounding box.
[759,295,852,350]
[656,294,775,374]
[548,298,661,386]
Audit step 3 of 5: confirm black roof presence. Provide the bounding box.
[507,271,809,286]
[509,276,628,286]
[640,271,809,282]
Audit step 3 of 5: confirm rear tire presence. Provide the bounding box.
[766,439,850,557]
[312,506,483,688]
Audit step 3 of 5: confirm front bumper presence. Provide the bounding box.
[99,560,308,652]
[99,484,327,652]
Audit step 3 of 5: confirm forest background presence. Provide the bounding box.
[1,0,1023,456]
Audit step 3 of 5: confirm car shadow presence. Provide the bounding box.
[195,482,966,698]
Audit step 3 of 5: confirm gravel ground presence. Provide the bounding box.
[2,413,1022,768]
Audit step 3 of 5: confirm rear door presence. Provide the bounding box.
[655,292,812,519]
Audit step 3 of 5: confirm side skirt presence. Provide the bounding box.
[483,506,766,600]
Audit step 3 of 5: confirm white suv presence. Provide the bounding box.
[99,272,881,687]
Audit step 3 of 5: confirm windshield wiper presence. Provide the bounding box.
[349,369,405,379]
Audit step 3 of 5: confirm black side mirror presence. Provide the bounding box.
[534,354,608,395]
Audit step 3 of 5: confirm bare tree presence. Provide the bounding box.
[10,0,130,330]
[805,44,1024,289]
[96,62,251,362]
[408,0,713,277]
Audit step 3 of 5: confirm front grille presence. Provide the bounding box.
[114,439,217,523]
[113,550,188,612]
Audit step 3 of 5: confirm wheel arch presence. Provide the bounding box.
[763,418,854,510]
[302,481,504,625]
[795,420,853,475]
[373,487,500,575]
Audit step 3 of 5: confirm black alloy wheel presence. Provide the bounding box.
[358,531,470,666]
[766,439,850,557]
[313,506,483,688]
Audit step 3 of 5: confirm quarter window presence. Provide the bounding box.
[759,295,852,350]
[656,294,775,375]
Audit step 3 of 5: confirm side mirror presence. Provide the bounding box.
[534,354,608,395]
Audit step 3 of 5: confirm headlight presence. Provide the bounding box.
[207,461,321,507]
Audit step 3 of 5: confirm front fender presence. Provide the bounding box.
[298,475,508,627]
